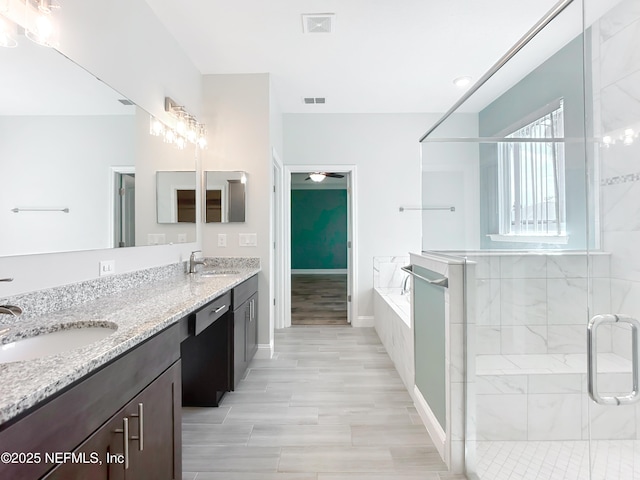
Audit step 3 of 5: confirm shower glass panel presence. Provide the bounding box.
[419,0,640,478]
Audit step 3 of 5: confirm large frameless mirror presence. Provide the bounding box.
[0,34,197,256]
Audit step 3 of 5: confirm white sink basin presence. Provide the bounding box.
[0,326,117,364]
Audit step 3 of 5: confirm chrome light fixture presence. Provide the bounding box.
[0,0,60,48]
[24,0,60,47]
[149,97,208,150]
[0,14,17,47]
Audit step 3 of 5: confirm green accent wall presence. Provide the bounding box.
[291,189,347,270]
[413,265,446,430]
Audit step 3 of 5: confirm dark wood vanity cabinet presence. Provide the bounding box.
[181,275,259,401]
[44,361,181,480]
[232,275,258,388]
[181,291,232,406]
[0,325,181,480]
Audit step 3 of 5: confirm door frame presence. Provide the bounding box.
[282,164,358,328]
[108,166,135,248]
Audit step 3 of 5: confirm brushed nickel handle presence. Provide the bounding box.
[114,417,130,469]
[214,305,226,314]
[0,278,14,282]
[588,314,640,406]
[130,403,144,451]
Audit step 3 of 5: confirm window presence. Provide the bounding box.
[497,100,566,238]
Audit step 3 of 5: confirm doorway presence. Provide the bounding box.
[111,167,135,248]
[282,165,357,328]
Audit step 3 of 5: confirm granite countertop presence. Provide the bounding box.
[0,265,260,424]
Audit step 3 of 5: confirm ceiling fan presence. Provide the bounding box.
[305,172,345,182]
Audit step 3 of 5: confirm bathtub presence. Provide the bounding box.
[373,286,414,393]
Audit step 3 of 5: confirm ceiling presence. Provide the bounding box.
[144,0,563,114]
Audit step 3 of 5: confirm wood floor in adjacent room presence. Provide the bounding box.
[182,326,466,480]
[291,274,348,326]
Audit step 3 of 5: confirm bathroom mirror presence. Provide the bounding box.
[157,171,197,223]
[0,36,196,257]
[204,171,247,223]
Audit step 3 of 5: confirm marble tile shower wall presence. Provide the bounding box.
[472,253,612,356]
[373,256,410,290]
[595,0,640,360]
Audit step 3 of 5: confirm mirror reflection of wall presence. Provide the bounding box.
[204,171,247,223]
[156,171,197,223]
[0,34,198,257]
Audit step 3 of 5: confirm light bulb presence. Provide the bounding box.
[25,12,55,46]
[164,129,176,144]
[0,16,17,48]
[309,173,326,182]
[175,135,186,150]
[150,117,165,136]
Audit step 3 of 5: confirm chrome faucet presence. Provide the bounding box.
[189,250,206,273]
[0,305,22,317]
[401,274,411,295]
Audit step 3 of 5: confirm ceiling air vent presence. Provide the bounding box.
[302,14,335,34]
[118,99,134,106]
[303,97,326,105]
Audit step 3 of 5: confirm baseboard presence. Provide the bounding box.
[413,385,446,463]
[291,269,348,274]
[352,316,374,327]
[254,342,274,359]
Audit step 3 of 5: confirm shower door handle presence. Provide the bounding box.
[587,314,640,406]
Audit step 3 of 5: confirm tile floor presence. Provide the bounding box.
[182,326,465,480]
[475,440,640,480]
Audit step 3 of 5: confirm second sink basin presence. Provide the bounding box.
[0,325,117,364]
[199,270,241,277]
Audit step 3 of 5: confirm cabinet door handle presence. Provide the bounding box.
[130,402,144,451]
[114,417,130,470]
[214,304,227,314]
[250,299,254,321]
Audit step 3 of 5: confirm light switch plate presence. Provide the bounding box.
[239,233,257,247]
[218,233,227,247]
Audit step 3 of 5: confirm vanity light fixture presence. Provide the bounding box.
[24,0,60,47]
[1,0,60,48]
[0,15,17,48]
[148,97,208,150]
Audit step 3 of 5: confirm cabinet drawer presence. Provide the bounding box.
[232,275,258,310]
[191,291,231,335]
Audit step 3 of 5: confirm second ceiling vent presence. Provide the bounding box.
[302,13,335,34]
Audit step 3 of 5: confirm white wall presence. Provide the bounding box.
[0,115,134,256]
[283,113,432,319]
[200,73,274,349]
[0,0,202,297]
[421,113,480,251]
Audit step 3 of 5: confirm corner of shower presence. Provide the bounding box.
[418,0,640,478]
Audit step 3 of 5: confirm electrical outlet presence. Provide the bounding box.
[99,260,115,276]
[218,233,227,247]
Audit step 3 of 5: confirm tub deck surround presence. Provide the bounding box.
[409,251,470,473]
[0,258,260,424]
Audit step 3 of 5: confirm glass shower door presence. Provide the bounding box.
[585,1,640,477]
